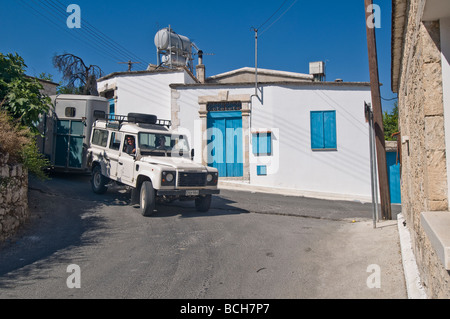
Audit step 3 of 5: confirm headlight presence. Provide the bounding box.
[166,173,174,182]
[162,171,175,185]
[206,172,218,185]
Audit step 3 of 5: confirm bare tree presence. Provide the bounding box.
[53,53,103,96]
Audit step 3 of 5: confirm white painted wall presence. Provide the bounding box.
[174,84,373,200]
[440,17,450,210]
[98,70,195,120]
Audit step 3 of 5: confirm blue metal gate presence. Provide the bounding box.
[207,111,243,177]
[386,151,401,204]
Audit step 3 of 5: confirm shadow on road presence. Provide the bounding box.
[0,172,247,286]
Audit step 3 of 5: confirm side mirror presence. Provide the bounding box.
[191,149,195,160]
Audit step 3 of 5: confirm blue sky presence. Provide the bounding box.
[0,0,396,112]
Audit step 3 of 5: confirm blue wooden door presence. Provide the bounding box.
[207,111,243,177]
[386,152,401,204]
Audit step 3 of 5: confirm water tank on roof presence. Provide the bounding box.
[154,28,192,53]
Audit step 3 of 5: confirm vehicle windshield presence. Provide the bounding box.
[138,132,190,157]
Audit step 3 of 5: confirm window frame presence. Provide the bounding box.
[252,131,272,156]
[310,110,337,151]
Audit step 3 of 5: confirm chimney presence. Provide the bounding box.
[196,50,206,83]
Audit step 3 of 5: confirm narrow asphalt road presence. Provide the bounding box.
[0,173,406,299]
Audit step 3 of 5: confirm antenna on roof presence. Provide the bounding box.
[118,60,141,72]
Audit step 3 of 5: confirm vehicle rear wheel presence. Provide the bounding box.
[140,181,156,216]
[195,194,212,212]
[91,165,108,194]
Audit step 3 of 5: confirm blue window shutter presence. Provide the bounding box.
[324,111,337,149]
[311,112,324,149]
[265,133,272,155]
[253,133,272,155]
[252,134,258,155]
[257,165,267,176]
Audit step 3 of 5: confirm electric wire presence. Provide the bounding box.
[20,0,150,71]
[49,0,150,70]
[40,0,148,70]
[257,0,288,31]
[259,0,299,36]
[18,0,121,67]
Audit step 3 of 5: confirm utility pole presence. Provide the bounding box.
[118,60,141,72]
[251,27,259,100]
[365,0,392,220]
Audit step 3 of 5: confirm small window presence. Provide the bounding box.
[65,107,76,117]
[109,132,122,151]
[92,129,109,147]
[257,165,267,176]
[310,111,337,150]
[252,132,272,156]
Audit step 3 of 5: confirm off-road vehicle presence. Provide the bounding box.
[87,113,220,216]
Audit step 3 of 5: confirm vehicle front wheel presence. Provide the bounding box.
[140,181,156,216]
[91,166,108,194]
[195,194,212,212]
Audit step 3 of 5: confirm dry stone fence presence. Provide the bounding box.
[0,151,29,242]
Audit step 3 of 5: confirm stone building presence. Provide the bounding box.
[391,0,450,298]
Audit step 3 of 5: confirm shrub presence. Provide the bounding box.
[0,110,49,180]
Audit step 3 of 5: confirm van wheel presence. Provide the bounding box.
[140,181,156,216]
[195,195,212,212]
[91,166,108,194]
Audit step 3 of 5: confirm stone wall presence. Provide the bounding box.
[0,152,29,242]
[397,0,450,298]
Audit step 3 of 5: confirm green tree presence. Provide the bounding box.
[0,53,51,133]
[0,52,51,179]
[383,101,399,141]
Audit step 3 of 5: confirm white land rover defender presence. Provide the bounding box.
[87,113,220,216]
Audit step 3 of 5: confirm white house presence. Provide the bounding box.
[97,65,198,120]
[97,64,373,201]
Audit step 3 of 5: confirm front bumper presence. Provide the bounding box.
[156,189,220,196]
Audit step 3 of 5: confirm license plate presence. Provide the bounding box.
[185,190,199,196]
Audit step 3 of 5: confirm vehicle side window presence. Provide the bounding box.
[123,135,137,155]
[92,129,108,147]
[109,132,122,151]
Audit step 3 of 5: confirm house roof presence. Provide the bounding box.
[206,67,314,83]
[391,0,408,93]
[170,80,371,89]
[97,65,199,83]
[391,0,450,93]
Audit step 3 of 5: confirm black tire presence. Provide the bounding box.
[91,165,108,194]
[195,194,212,212]
[128,113,157,124]
[140,181,156,216]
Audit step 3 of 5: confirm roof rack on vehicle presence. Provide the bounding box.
[94,111,172,129]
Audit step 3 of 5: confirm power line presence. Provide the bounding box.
[381,96,398,101]
[42,0,148,69]
[21,0,150,71]
[260,0,299,36]
[257,0,288,31]
[18,0,120,66]
[50,0,150,69]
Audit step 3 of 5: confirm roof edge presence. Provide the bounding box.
[391,0,408,93]
[97,65,199,83]
[170,81,371,89]
[208,67,314,81]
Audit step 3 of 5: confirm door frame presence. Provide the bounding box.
[207,111,244,177]
[197,91,252,181]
